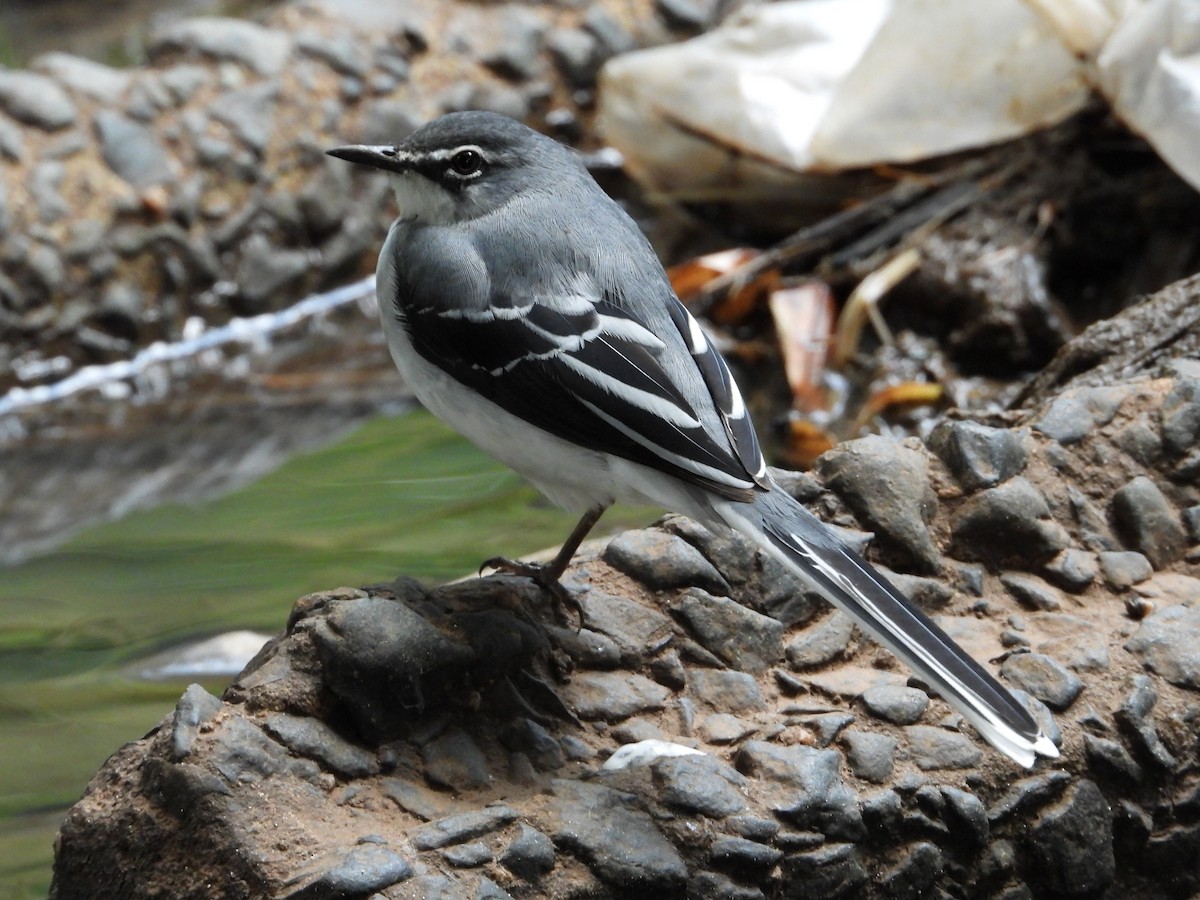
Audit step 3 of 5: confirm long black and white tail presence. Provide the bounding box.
[714,487,1060,768]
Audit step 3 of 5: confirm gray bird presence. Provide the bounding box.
[327,111,1059,767]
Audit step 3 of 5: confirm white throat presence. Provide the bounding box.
[388,171,461,226]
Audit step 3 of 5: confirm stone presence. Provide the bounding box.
[817,435,941,573]
[551,780,687,891]
[701,713,754,744]
[212,81,279,152]
[728,816,780,842]
[30,162,68,224]
[878,842,944,899]
[1124,604,1200,689]
[261,713,379,779]
[786,611,854,669]
[604,529,731,595]
[903,726,982,770]
[690,669,764,712]
[988,771,1072,824]
[1084,734,1143,785]
[674,588,783,673]
[235,232,310,307]
[412,806,518,851]
[1001,572,1064,611]
[296,30,372,77]
[709,835,783,870]
[860,685,929,725]
[381,778,448,821]
[422,728,491,791]
[736,742,863,840]
[1036,615,1110,672]
[1000,653,1084,710]
[927,420,1027,492]
[0,116,23,162]
[1098,550,1153,588]
[289,842,412,897]
[209,716,321,785]
[806,713,854,747]
[1111,476,1187,568]
[841,730,896,783]
[805,665,907,699]
[499,718,564,772]
[152,18,293,76]
[0,70,76,129]
[1035,386,1130,443]
[1025,780,1115,897]
[170,683,223,760]
[560,670,671,721]
[657,0,710,31]
[94,110,174,189]
[882,569,955,611]
[1161,376,1200,457]
[481,7,546,81]
[578,589,674,664]
[443,842,492,868]
[940,786,989,849]
[33,52,131,103]
[779,844,869,899]
[501,824,555,880]
[1043,549,1098,592]
[653,754,747,817]
[546,28,601,88]
[951,477,1069,564]
[583,6,637,57]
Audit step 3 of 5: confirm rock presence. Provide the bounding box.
[806,712,855,748]
[296,29,372,77]
[1098,550,1153,588]
[234,232,310,307]
[169,683,223,760]
[709,835,783,871]
[547,625,619,669]
[841,730,897,783]
[940,786,989,849]
[817,436,941,574]
[805,665,908,699]
[1001,572,1064,611]
[1161,376,1200,457]
[212,81,279,153]
[550,780,687,891]
[673,588,783,673]
[152,18,293,76]
[33,52,131,103]
[499,718,564,772]
[988,771,1072,824]
[546,27,601,89]
[30,162,68,224]
[736,742,863,840]
[878,841,944,900]
[0,116,23,162]
[902,726,982,770]
[1024,780,1115,897]
[860,685,929,725]
[927,420,1027,492]
[583,6,637,58]
[657,0,711,32]
[560,670,671,721]
[1035,385,1130,443]
[480,7,546,81]
[442,842,492,868]
[690,669,764,713]
[862,789,903,839]
[951,477,1069,565]
[381,777,448,821]
[604,528,731,595]
[1124,604,1200,689]
[578,589,674,664]
[1036,614,1110,671]
[778,843,868,899]
[261,713,379,778]
[1084,734,1143,786]
[0,70,76,130]
[881,569,955,611]
[422,728,491,791]
[1043,549,1098,592]
[412,806,519,851]
[701,713,755,744]
[287,841,412,898]
[786,611,854,669]
[1000,653,1084,710]
[1111,476,1187,568]
[500,824,555,881]
[209,716,321,785]
[653,753,747,818]
[94,111,174,189]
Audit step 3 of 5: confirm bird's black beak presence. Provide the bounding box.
[326,144,406,173]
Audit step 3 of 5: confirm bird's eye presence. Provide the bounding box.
[449,148,484,177]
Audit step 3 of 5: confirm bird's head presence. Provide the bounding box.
[327,111,580,225]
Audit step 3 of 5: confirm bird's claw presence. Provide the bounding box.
[481,556,585,629]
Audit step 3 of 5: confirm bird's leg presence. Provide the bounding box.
[482,504,609,624]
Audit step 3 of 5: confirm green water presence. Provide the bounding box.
[0,409,657,897]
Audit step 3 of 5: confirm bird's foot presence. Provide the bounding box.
[481,556,585,628]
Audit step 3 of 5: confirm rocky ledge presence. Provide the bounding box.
[51,277,1200,898]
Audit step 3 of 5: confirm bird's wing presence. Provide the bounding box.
[394,258,766,500]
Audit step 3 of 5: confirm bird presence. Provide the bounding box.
[327,111,1060,767]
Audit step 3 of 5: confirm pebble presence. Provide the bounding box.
[422,727,491,791]
[296,29,372,77]
[499,718,564,772]
[501,824,555,881]
[583,6,637,58]
[1034,385,1130,443]
[551,779,687,891]
[561,670,671,721]
[927,420,1027,491]
[785,611,855,669]
[546,625,620,669]
[293,842,412,896]
[709,835,783,870]
[701,713,755,744]
[881,569,955,611]
[442,841,492,868]
[1111,476,1187,568]
[0,117,23,162]
[29,162,68,224]
[209,716,321,785]
[999,652,1084,710]
[673,588,783,673]
[1001,572,1065,612]
[169,683,223,761]
[987,771,1072,824]
[481,7,546,81]
[782,844,869,900]
[1043,548,1098,592]
[902,726,982,770]
[841,730,897,783]
[545,27,600,88]
[1098,550,1153,588]
[951,477,1069,564]
[381,777,446,821]
[804,712,855,748]
[862,789,903,839]
[261,712,379,779]
[817,435,941,574]
[653,753,747,817]
[1124,603,1200,689]
[1084,734,1143,786]
[153,17,293,76]
[0,70,76,130]
[212,80,279,152]
[657,0,710,31]
[94,110,174,189]
[940,785,989,849]
[878,841,944,898]
[604,528,731,595]
[1025,780,1115,897]
[736,742,864,840]
[412,806,518,851]
[1161,375,1200,457]
[33,52,131,104]
[235,232,310,306]
[689,669,764,713]
[861,685,929,725]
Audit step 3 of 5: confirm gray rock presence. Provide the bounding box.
[124,75,172,120]
[709,835,782,870]
[786,610,854,669]
[605,528,731,595]
[423,728,491,791]
[1111,476,1187,568]
[261,712,379,779]
[940,785,989,849]
[1000,652,1084,710]
[687,869,766,899]
[653,753,747,817]
[862,789,903,839]
[576,589,675,664]
[551,779,687,891]
[988,771,1071,824]
[736,742,863,840]
[1001,572,1064,611]
[561,670,671,721]
[1183,505,1200,542]
[927,420,1027,491]
[32,52,130,103]
[170,683,223,760]
[1043,549,1098,592]
[546,27,601,88]
[1124,603,1200,689]
[94,111,173,189]
[0,70,76,130]
[1025,780,1115,897]
[1035,385,1130,443]
[951,476,1069,564]
[481,7,546,81]
[159,65,210,103]
[690,669,764,712]
[674,588,783,673]
[728,816,780,842]
[30,161,68,223]
[380,777,448,821]
[547,625,620,669]
[583,6,637,57]
[212,80,279,152]
[860,685,929,725]
[499,718,564,772]
[236,232,309,307]
[153,18,292,76]
[841,730,896,783]
[0,116,23,162]
[806,712,855,748]
[658,0,710,31]
[1161,376,1200,457]
[817,436,941,574]
[210,716,321,785]
[1098,550,1153,588]
[286,842,412,898]
[442,841,492,868]
[903,726,982,770]
[1037,615,1110,671]
[1084,734,1143,785]
[779,843,868,900]
[412,806,518,851]
[296,30,372,77]
[881,569,955,611]
[700,713,753,744]
[878,841,944,899]
[360,98,421,146]
[500,824,555,880]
